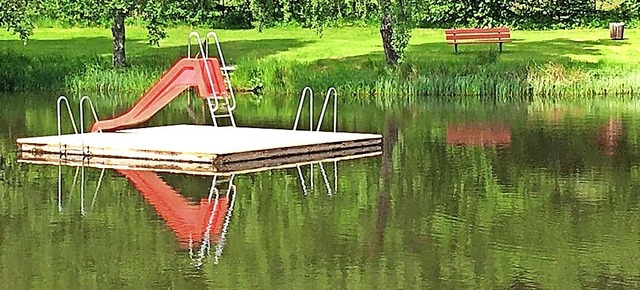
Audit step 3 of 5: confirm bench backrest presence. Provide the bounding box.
[445,28,510,43]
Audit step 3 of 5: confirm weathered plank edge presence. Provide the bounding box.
[17,149,382,175]
[216,144,383,172]
[214,138,383,164]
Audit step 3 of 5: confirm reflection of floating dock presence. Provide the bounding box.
[17,125,382,174]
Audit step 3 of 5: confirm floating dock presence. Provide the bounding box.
[17,125,382,174]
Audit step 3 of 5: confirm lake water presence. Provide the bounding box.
[1,93,640,289]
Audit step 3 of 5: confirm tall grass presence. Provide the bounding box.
[67,63,163,94]
[0,50,86,92]
[234,50,640,106]
[3,49,640,106]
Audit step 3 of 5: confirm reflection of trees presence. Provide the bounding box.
[373,105,640,289]
[370,115,398,258]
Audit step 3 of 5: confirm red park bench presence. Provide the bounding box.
[445,28,511,53]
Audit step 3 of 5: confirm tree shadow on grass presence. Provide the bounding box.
[0,36,312,64]
[406,37,630,66]
[0,36,312,91]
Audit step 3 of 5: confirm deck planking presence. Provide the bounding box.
[17,151,382,176]
[17,125,383,173]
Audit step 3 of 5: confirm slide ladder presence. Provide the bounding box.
[189,32,237,127]
[90,31,236,132]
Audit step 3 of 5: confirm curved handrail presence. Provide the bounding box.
[187,32,220,104]
[206,32,237,111]
[315,87,337,132]
[56,95,78,136]
[79,96,101,133]
[187,32,207,59]
[293,86,314,131]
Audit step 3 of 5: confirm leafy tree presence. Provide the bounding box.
[49,0,170,68]
[249,0,277,32]
[248,0,420,65]
[0,0,35,42]
[377,0,421,65]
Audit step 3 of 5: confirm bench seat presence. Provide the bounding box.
[445,28,511,53]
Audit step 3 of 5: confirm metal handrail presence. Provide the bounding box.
[292,87,340,196]
[316,87,337,132]
[293,86,314,131]
[293,87,338,132]
[56,95,78,136]
[79,96,101,133]
[187,32,220,105]
[206,32,237,112]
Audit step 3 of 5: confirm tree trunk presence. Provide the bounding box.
[379,7,400,65]
[111,9,126,68]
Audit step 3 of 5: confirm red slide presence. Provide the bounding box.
[117,169,229,247]
[91,58,227,132]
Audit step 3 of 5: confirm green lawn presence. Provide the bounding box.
[1,26,639,100]
[2,26,638,64]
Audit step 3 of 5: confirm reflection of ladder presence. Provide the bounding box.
[188,32,237,127]
[190,173,237,267]
[56,158,106,216]
[208,174,236,202]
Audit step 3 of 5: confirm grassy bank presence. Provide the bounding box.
[1,26,640,103]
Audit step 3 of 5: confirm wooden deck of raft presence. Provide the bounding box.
[17,125,383,174]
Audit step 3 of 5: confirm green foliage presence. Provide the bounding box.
[250,0,276,32]
[4,0,638,34]
[0,50,87,91]
[0,0,35,42]
[377,0,423,63]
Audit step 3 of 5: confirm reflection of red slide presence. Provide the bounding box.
[91,58,227,132]
[446,122,511,147]
[117,170,228,247]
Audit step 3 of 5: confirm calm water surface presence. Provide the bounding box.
[1,93,640,289]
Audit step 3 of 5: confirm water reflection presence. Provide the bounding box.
[371,118,398,258]
[8,93,640,288]
[55,161,236,267]
[296,162,337,196]
[56,157,343,268]
[446,122,511,147]
[118,170,236,267]
[596,118,623,156]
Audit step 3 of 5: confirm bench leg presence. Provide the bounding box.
[499,42,503,52]
[455,43,458,54]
